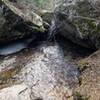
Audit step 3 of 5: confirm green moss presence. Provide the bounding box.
[24,0,47,6]
[0,65,22,85]
[31,25,45,32]
[75,0,97,18]
[74,92,89,100]
[71,0,100,37]
[63,0,100,37]
[77,60,90,72]
[38,0,46,4]
[34,0,46,5]
[74,18,100,37]
[78,76,83,86]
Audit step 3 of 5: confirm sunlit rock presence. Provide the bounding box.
[0,42,79,100]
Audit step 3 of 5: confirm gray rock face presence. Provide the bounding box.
[0,0,62,43]
[0,4,35,43]
[2,0,62,31]
[0,0,43,43]
[55,0,100,49]
[2,0,44,30]
[0,42,79,100]
[0,5,23,43]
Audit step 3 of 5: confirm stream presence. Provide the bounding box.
[0,0,98,99]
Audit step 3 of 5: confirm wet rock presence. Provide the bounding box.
[0,42,79,100]
[75,50,100,100]
[55,0,100,49]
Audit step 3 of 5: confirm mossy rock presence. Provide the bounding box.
[2,0,61,30]
[0,5,24,43]
[74,92,89,100]
[77,59,90,72]
[55,0,100,49]
[0,0,62,43]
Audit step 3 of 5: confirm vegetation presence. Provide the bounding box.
[77,60,90,72]
[34,0,46,5]
[74,92,89,100]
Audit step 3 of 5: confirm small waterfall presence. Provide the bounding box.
[48,16,56,40]
[47,0,64,40]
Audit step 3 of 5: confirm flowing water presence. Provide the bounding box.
[0,39,33,56]
[0,1,97,100]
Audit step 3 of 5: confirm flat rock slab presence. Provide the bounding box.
[0,42,79,100]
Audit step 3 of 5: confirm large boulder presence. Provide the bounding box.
[0,3,36,43]
[2,0,44,30]
[75,50,100,100]
[55,0,100,49]
[0,42,79,100]
[0,0,62,43]
[2,0,62,31]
